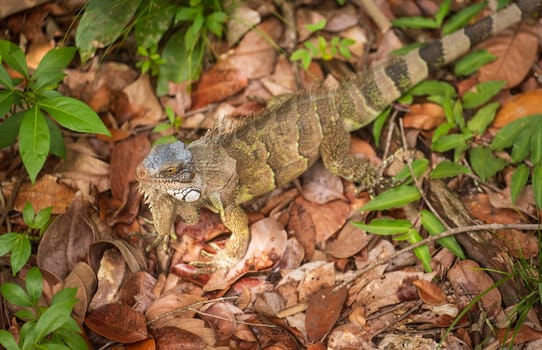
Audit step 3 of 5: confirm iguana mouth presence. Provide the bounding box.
[166,188,201,202]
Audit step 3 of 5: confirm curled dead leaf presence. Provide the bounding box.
[85,303,148,343]
[493,89,542,128]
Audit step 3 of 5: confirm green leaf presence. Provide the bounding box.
[25,267,43,304]
[530,117,542,165]
[452,99,464,130]
[410,80,456,98]
[32,47,76,91]
[306,19,327,32]
[534,165,542,209]
[462,80,505,109]
[174,6,200,23]
[206,11,228,37]
[75,0,143,62]
[393,159,429,184]
[0,40,29,79]
[491,115,537,150]
[372,107,390,145]
[0,330,19,350]
[0,89,15,117]
[392,17,438,29]
[409,229,432,272]
[0,283,32,307]
[15,308,36,321]
[352,218,412,235]
[469,146,506,182]
[38,96,110,135]
[434,0,452,26]
[45,117,66,158]
[10,234,31,275]
[53,328,88,350]
[135,0,175,48]
[421,210,465,259]
[0,111,24,149]
[34,207,53,230]
[467,102,499,135]
[432,122,453,143]
[34,290,77,342]
[36,343,71,350]
[442,1,487,35]
[361,185,421,211]
[0,64,14,89]
[0,232,18,256]
[22,202,35,227]
[19,106,50,183]
[510,164,529,204]
[511,128,531,163]
[454,49,496,76]
[432,133,471,152]
[431,160,469,179]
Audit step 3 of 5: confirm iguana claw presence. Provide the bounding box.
[189,242,240,273]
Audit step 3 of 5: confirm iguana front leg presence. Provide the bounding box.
[191,193,249,271]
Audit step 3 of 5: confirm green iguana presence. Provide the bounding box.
[136,0,542,271]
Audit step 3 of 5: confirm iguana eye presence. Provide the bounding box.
[161,166,178,177]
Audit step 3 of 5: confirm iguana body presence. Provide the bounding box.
[136,0,542,270]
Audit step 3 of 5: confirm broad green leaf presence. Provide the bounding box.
[453,140,469,163]
[534,165,542,209]
[20,322,37,350]
[510,164,529,204]
[432,122,454,143]
[469,146,506,182]
[530,117,542,165]
[75,0,143,62]
[0,89,15,117]
[421,210,465,259]
[36,343,71,350]
[34,292,77,342]
[152,123,171,133]
[491,115,537,150]
[442,1,487,34]
[409,229,432,272]
[431,160,469,179]
[32,47,76,91]
[22,202,35,227]
[0,283,32,307]
[410,80,456,98]
[372,106,390,145]
[25,267,43,304]
[0,330,18,350]
[15,308,36,321]
[0,111,23,149]
[0,64,14,89]
[174,6,200,23]
[434,0,452,26]
[361,185,421,211]
[511,128,531,163]
[392,17,438,29]
[0,40,29,79]
[394,159,429,184]
[452,99,464,130]
[454,49,495,76]
[206,11,228,37]
[467,102,499,135]
[10,234,31,275]
[38,97,110,135]
[306,19,327,32]
[432,133,470,152]
[19,106,50,183]
[185,14,204,50]
[462,80,505,109]
[352,218,412,235]
[34,207,53,230]
[135,0,175,48]
[45,117,66,158]
[54,328,89,350]
[0,232,18,256]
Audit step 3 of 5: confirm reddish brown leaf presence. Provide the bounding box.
[306,286,347,343]
[403,103,446,130]
[121,74,165,127]
[119,271,157,309]
[191,68,248,109]
[85,303,148,343]
[325,220,369,259]
[152,326,206,350]
[64,262,97,323]
[301,162,345,204]
[478,22,539,88]
[110,134,151,200]
[127,338,156,350]
[412,279,446,306]
[88,249,128,311]
[493,89,542,128]
[496,324,542,345]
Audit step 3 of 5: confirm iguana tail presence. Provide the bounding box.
[340,0,542,131]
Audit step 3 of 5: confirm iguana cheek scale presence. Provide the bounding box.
[136,0,542,272]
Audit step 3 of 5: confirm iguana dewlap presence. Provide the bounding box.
[136,0,542,271]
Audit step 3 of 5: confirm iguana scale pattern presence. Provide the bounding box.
[136,0,542,271]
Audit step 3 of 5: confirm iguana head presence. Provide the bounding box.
[136,141,201,203]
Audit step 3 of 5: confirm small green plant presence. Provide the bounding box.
[152,106,183,145]
[76,0,229,95]
[0,40,110,183]
[0,267,87,350]
[0,202,52,275]
[290,19,356,70]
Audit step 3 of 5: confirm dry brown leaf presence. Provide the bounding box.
[412,280,446,306]
[227,5,261,46]
[37,193,95,280]
[447,260,502,319]
[260,56,296,96]
[299,262,336,302]
[85,302,148,343]
[325,5,358,32]
[119,271,157,310]
[88,249,128,311]
[123,74,165,127]
[478,22,539,88]
[403,103,446,130]
[126,338,156,350]
[64,262,97,323]
[110,134,151,200]
[145,292,203,328]
[325,219,369,259]
[296,8,326,41]
[9,174,76,214]
[306,286,347,343]
[191,68,248,109]
[327,323,369,350]
[153,326,206,350]
[301,161,345,204]
[496,324,542,346]
[493,89,542,128]
[199,302,238,341]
